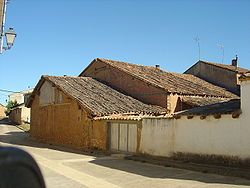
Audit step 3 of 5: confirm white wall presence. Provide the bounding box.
[174,115,250,159]
[21,106,31,123]
[140,118,174,157]
[9,89,33,104]
[9,93,24,104]
[139,79,250,159]
[241,80,250,117]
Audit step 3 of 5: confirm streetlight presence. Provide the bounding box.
[5,28,17,49]
[0,27,17,53]
[0,0,17,54]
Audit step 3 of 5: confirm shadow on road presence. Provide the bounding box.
[1,118,250,186]
[90,157,250,186]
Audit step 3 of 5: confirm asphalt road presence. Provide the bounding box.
[1,118,250,188]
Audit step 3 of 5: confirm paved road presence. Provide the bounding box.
[1,118,250,188]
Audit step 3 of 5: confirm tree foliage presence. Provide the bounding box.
[5,100,18,116]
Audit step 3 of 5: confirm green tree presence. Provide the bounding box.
[5,100,18,116]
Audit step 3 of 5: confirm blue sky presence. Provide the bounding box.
[0,0,249,104]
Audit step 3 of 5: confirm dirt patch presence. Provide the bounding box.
[16,123,30,132]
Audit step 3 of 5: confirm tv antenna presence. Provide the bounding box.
[194,37,201,60]
[217,44,224,64]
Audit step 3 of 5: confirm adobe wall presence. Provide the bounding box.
[82,60,168,108]
[0,106,6,117]
[30,85,107,150]
[9,108,22,124]
[185,62,238,94]
[91,120,108,150]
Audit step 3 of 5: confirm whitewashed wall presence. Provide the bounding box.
[241,80,250,117]
[139,79,250,159]
[139,118,174,157]
[21,106,31,123]
[174,115,250,159]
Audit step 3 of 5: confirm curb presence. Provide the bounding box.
[125,155,250,180]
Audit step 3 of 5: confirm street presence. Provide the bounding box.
[0,118,250,188]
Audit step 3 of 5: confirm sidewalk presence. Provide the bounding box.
[125,155,250,180]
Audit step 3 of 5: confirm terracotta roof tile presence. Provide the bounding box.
[180,96,233,107]
[96,58,237,98]
[175,99,240,116]
[29,76,166,117]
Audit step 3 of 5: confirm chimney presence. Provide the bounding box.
[231,55,238,67]
[155,65,160,69]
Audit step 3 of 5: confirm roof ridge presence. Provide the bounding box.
[199,60,249,73]
[95,58,237,98]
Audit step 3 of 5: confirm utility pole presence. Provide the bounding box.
[0,0,16,54]
[0,0,7,54]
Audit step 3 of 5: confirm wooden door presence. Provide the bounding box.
[119,124,128,152]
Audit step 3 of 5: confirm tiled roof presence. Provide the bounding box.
[92,58,237,98]
[239,72,250,81]
[200,60,249,74]
[175,99,240,116]
[94,113,173,121]
[28,76,166,117]
[180,96,232,107]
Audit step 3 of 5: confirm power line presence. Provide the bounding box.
[0,89,18,93]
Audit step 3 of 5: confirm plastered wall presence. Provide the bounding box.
[139,79,250,159]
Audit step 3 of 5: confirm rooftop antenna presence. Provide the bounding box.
[217,43,224,64]
[194,37,200,60]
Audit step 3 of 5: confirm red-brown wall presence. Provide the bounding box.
[81,60,168,108]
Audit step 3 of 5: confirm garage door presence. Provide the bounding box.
[110,123,137,153]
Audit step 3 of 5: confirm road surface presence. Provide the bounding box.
[0,118,250,188]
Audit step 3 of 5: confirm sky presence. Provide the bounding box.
[0,0,249,104]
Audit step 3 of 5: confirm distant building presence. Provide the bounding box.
[9,88,33,104]
[9,103,30,124]
[184,59,249,95]
[8,88,33,124]
[0,103,6,117]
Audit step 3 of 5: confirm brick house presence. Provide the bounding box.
[80,58,237,113]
